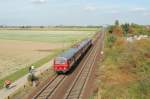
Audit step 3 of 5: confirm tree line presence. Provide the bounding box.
[108,20,150,36]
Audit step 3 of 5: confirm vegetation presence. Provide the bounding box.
[108,20,150,36]
[0,26,100,31]
[0,30,95,43]
[93,21,150,99]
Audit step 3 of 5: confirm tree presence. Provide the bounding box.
[107,34,117,48]
[115,20,119,26]
[121,23,130,36]
[107,25,114,34]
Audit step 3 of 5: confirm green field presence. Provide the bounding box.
[0,30,94,43]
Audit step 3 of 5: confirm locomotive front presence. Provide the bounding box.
[53,57,69,73]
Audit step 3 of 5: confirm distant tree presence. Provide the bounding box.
[131,23,141,28]
[130,23,150,35]
[0,25,4,28]
[107,34,117,48]
[40,26,44,28]
[107,25,114,34]
[21,26,24,28]
[115,20,119,26]
[121,23,130,36]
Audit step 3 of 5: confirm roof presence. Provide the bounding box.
[75,39,91,50]
[58,39,91,60]
[59,48,78,59]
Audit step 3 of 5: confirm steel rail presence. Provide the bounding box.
[63,33,101,99]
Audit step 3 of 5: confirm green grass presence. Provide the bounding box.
[0,30,95,43]
[128,78,150,99]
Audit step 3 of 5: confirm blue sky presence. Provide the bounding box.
[0,0,150,25]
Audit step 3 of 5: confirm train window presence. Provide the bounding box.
[55,57,66,64]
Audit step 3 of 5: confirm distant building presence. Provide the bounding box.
[126,35,149,42]
[127,37,133,42]
[145,25,150,29]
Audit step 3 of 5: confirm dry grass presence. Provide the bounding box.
[0,39,68,79]
[93,36,150,99]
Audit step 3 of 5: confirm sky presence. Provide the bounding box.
[0,0,150,26]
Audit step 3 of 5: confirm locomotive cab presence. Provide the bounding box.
[54,57,69,73]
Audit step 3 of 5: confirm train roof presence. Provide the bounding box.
[58,38,91,60]
[59,48,78,59]
[76,38,91,50]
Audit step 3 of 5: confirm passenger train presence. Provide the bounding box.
[53,39,92,73]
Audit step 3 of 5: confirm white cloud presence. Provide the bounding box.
[143,12,150,17]
[130,7,150,17]
[109,10,120,14]
[84,5,98,11]
[131,7,147,12]
[31,0,47,4]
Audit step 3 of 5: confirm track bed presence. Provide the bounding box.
[28,32,104,99]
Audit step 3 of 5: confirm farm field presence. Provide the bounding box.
[0,39,66,79]
[0,29,97,87]
[0,30,94,43]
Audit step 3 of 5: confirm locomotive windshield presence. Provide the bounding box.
[55,57,66,64]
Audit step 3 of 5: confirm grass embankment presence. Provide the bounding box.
[93,34,150,99]
[0,49,62,88]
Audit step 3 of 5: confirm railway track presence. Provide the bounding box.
[30,32,103,99]
[32,75,66,99]
[63,33,102,99]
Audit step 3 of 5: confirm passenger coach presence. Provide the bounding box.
[53,39,92,74]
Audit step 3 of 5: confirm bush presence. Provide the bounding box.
[106,34,117,48]
[27,73,38,82]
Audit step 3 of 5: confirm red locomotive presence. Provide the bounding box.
[53,39,92,73]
